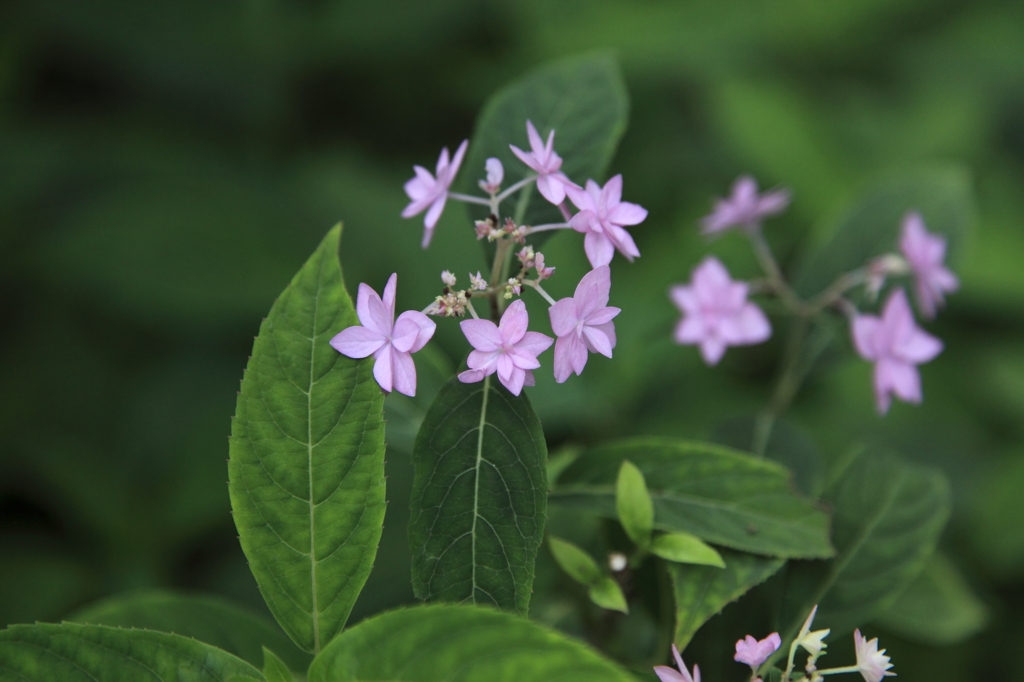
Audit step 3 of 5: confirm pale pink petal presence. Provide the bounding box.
[496,353,515,383]
[881,359,922,404]
[694,257,731,290]
[526,120,544,155]
[549,298,579,337]
[392,311,436,353]
[654,667,688,682]
[466,349,499,373]
[669,285,699,315]
[553,335,575,383]
[499,300,530,344]
[523,370,536,387]
[509,348,542,371]
[607,201,648,226]
[390,349,417,397]
[574,266,612,317]
[591,320,616,350]
[726,303,771,345]
[582,325,614,358]
[509,144,539,172]
[503,366,527,396]
[458,369,487,384]
[448,139,469,180]
[898,327,943,364]
[606,224,641,261]
[569,331,589,374]
[674,316,707,345]
[517,331,554,357]
[569,210,598,235]
[584,231,615,267]
[461,319,502,352]
[358,282,392,336]
[424,193,447,231]
[565,183,595,212]
[700,336,727,365]
[373,345,394,393]
[381,273,397,321]
[585,305,620,326]
[603,174,623,206]
[330,326,386,359]
[734,176,757,204]
[434,147,450,176]
[536,174,566,204]
[851,315,880,360]
[755,188,791,216]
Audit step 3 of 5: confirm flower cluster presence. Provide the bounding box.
[670,175,957,415]
[330,120,647,397]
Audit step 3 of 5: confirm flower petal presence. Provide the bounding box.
[458,369,486,384]
[584,231,615,267]
[499,299,529,344]
[574,265,612,317]
[585,305,620,327]
[553,335,575,383]
[700,336,727,365]
[393,310,436,353]
[503,366,527,396]
[381,273,397,322]
[357,282,392,336]
[517,330,554,358]
[461,318,502,352]
[390,349,417,397]
[536,173,566,205]
[607,201,648,226]
[372,344,394,393]
[582,324,615,358]
[603,174,623,206]
[549,297,579,337]
[330,326,386,359]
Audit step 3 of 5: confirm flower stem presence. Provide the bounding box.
[815,666,860,676]
[465,300,480,319]
[747,225,805,314]
[528,281,558,306]
[525,222,571,234]
[495,175,537,205]
[447,191,492,206]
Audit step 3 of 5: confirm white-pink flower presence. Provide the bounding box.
[734,632,781,669]
[509,120,575,205]
[854,629,895,682]
[549,266,620,383]
[566,175,645,267]
[478,157,504,194]
[851,288,942,415]
[330,274,436,397]
[402,139,469,248]
[670,257,771,365]
[458,300,553,396]
[702,175,790,235]
[654,644,700,682]
[899,211,959,319]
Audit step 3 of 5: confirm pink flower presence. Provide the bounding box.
[734,632,781,669]
[899,212,959,319]
[566,175,645,267]
[654,644,700,682]
[330,274,436,397]
[402,139,469,248]
[851,288,943,414]
[670,257,771,365]
[509,120,575,205]
[458,300,553,396]
[478,157,504,194]
[549,266,620,383]
[702,175,790,235]
[854,629,895,682]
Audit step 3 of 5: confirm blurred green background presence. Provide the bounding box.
[2,0,1023,678]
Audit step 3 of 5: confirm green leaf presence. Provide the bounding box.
[667,549,785,650]
[872,551,988,645]
[616,460,654,548]
[795,166,974,299]
[66,589,310,672]
[307,604,634,682]
[650,532,726,567]
[781,448,951,637]
[458,52,629,240]
[0,622,261,681]
[551,438,833,559]
[262,647,294,682]
[548,536,603,586]
[588,577,629,614]
[229,224,387,653]
[409,375,547,614]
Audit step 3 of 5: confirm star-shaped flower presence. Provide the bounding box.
[509,120,574,205]
[330,273,436,397]
[566,175,646,267]
[854,630,895,682]
[734,632,781,669]
[702,175,790,235]
[458,299,553,395]
[898,211,959,319]
[402,139,469,248]
[654,644,700,682]
[795,605,830,658]
[851,288,943,414]
[670,257,771,365]
[549,266,620,383]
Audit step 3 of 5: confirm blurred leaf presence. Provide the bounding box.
[229,225,386,653]
[616,460,654,548]
[307,604,634,682]
[458,52,629,243]
[0,622,260,680]
[873,552,988,645]
[409,376,547,615]
[667,549,784,650]
[795,166,974,299]
[589,577,629,614]
[713,417,825,497]
[650,532,725,567]
[782,447,951,637]
[969,449,1024,578]
[548,536,603,586]
[0,545,94,628]
[261,646,294,682]
[551,438,834,559]
[66,589,310,672]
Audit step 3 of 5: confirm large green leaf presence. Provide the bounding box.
[781,448,951,637]
[66,589,310,672]
[794,166,974,299]
[307,604,634,682]
[409,376,547,614]
[551,438,833,559]
[667,549,785,650]
[229,224,386,653]
[458,52,629,236]
[872,551,988,645]
[0,622,261,681]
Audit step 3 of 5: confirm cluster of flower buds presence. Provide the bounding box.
[330,120,647,397]
[670,175,959,414]
[655,606,894,682]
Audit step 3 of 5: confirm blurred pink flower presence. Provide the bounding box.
[670,257,771,365]
[330,274,436,397]
[402,139,469,248]
[702,175,790,235]
[654,644,700,682]
[851,288,943,414]
[509,120,574,205]
[854,630,895,682]
[549,266,620,383]
[566,175,645,267]
[899,212,959,319]
[478,157,504,194]
[734,632,781,669]
[458,300,553,395]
